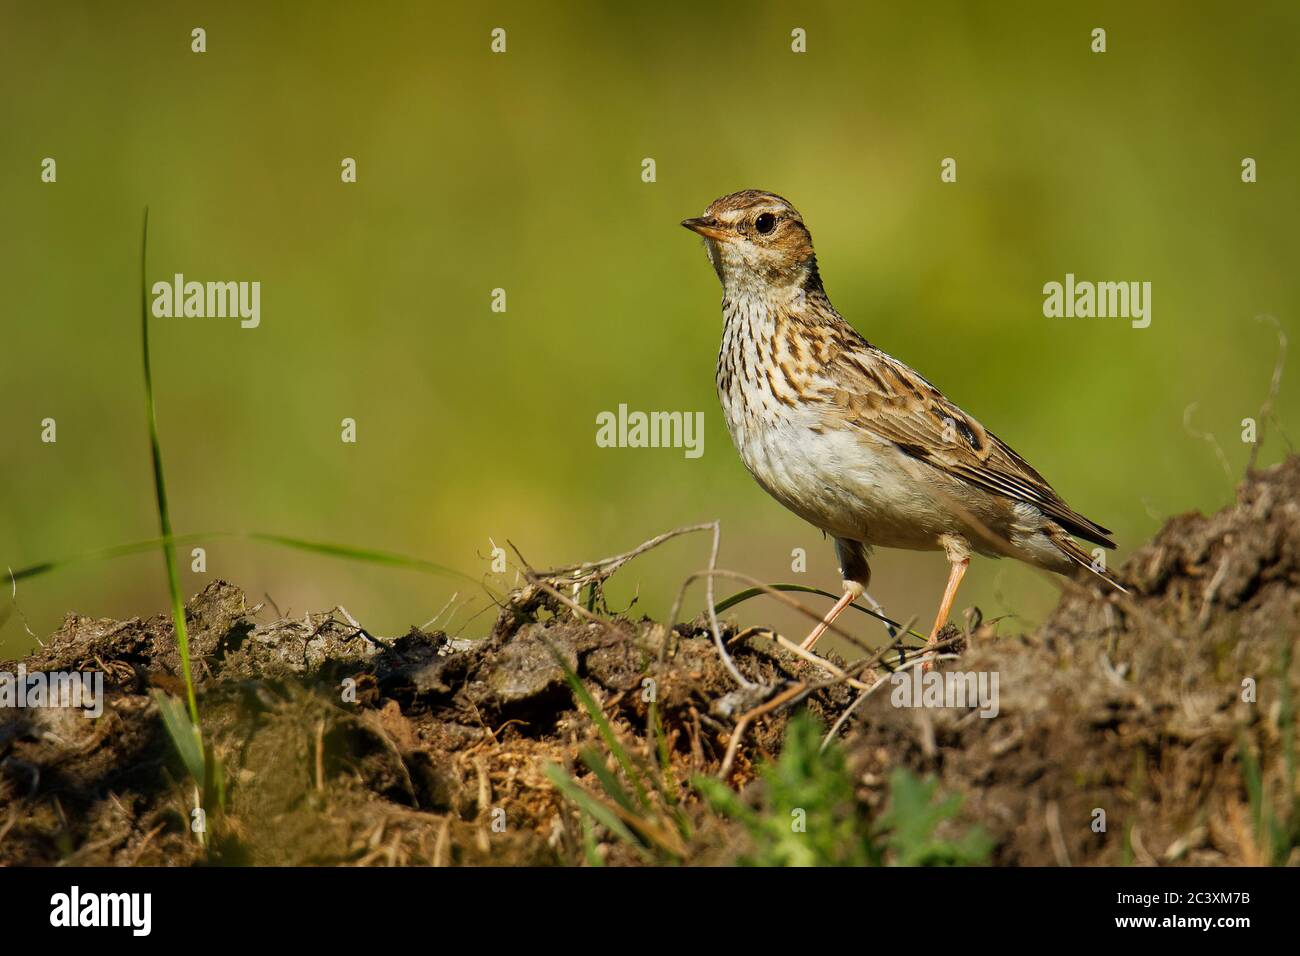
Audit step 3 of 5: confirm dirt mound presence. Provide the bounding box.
[0,582,850,865]
[845,457,1300,865]
[2,459,1297,866]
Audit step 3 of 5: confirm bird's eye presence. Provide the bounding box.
[754,212,777,234]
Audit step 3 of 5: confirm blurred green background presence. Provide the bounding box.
[3,1,1297,659]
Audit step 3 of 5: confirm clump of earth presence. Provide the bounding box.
[3,458,1297,866]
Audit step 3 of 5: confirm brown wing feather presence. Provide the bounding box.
[1044,524,1129,593]
[825,340,1115,549]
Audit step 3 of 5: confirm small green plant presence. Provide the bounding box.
[876,765,994,865]
[543,645,691,864]
[696,712,992,866]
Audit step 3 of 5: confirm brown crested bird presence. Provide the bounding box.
[682,189,1123,661]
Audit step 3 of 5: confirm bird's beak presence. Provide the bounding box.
[681,216,731,241]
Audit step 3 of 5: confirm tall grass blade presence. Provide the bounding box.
[7,530,484,591]
[140,207,200,729]
[244,532,484,589]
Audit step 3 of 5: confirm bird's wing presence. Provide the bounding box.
[823,341,1116,549]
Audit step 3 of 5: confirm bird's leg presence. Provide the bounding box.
[801,581,863,650]
[802,539,870,651]
[923,539,970,671]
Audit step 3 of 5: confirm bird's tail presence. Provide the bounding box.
[1045,525,1129,595]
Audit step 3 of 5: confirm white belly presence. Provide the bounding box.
[720,383,967,550]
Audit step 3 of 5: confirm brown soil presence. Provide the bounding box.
[2,458,1297,866]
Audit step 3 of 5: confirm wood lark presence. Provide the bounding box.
[682,189,1123,663]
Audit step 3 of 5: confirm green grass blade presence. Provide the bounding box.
[543,763,647,860]
[544,640,651,810]
[577,746,638,815]
[1237,731,1265,835]
[578,812,604,867]
[6,530,491,598]
[714,583,927,642]
[140,207,200,729]
[152,689,205,785]
[244,532,485,589]
[1278,639,1295,812]
[7,534,216,583]
[648,700,679,805]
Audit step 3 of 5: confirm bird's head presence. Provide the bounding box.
[681,190,821,296]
